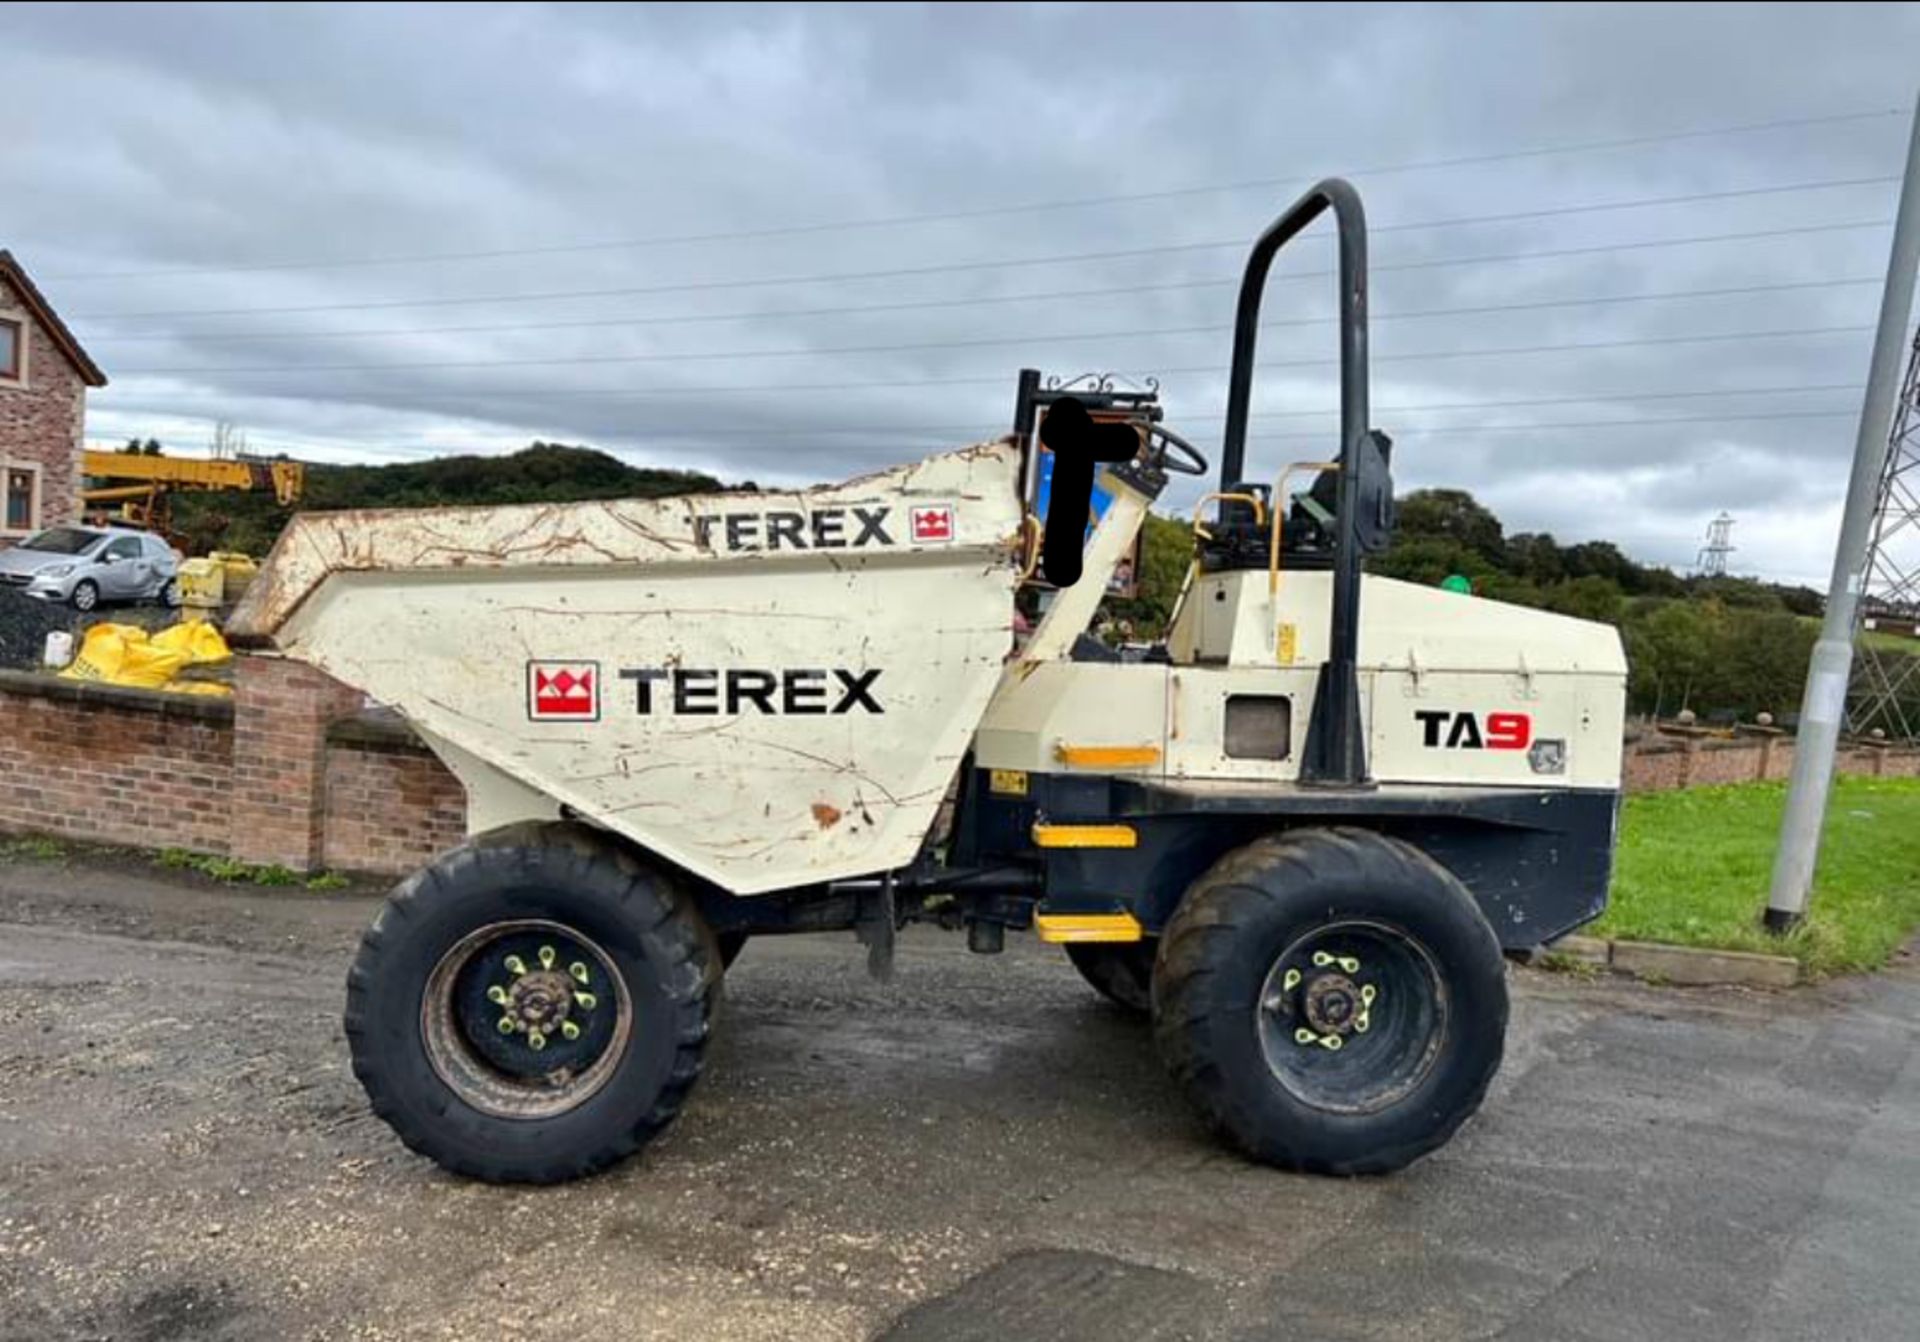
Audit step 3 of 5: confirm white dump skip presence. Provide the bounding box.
[229,441,1026,894]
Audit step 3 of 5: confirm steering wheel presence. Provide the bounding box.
[1149,424,1210,477]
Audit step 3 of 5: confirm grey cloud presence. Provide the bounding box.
[4,1,1918,588]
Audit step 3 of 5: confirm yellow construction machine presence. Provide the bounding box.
[80,450,304,540]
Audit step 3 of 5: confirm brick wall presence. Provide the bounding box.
[0,271,87,536]
[322,717,466,874]
[230,656,364,869]
[0,670,233,850]
[0,655,466,876]
[1623,732,1920,792]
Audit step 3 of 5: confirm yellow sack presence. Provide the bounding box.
[60,624,191,689]
[164,679,233,698]
[149,618,232,666]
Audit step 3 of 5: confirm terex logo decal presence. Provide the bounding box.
[528,661,600,721]
[619,667,883,716]
[910,504,955,543]
[695,506,894,553]
[1416,709,1532,750]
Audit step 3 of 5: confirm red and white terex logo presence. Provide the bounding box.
[909,504,955,543]
[528,661,600,722]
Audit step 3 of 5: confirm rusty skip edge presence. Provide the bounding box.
[225,438,1027,649]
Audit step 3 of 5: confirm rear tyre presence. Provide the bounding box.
[1064,941,1155,1015]
[344,823,720,1184]
[1153,827,1507,1176]
[70,579,99,612]
[160,576,183,609]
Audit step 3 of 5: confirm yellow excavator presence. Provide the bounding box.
[80,450,304,541]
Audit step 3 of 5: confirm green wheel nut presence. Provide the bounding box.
[538,945,557,970]
[486,984,509,1006]
[1336,956,1360,974]
[1282,968,1302,992]
[1354,1012,1371,1034]
[527,1029,547,1051]
[569,962,591,984]
[1319,1033,1344,1051]
[561,1020,581,1041]
[497,1016,516,1034]
[1312,951,1334,968]
[1294,1027,1317,1045]
[503,954,527,977]
[1361,984,1377,1005]
[573,991,598,1011]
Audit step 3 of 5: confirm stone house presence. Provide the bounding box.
[0,251,107,542]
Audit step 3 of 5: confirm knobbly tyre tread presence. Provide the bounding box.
[1152,827,1508,1176]
[343,822,721,1184]
[1064,942,1156,1015]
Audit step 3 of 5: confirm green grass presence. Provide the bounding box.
[1594,775,1920,977]
[155,847,346,891]
[0,836,67,862]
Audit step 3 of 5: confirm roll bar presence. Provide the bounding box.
[1218,178,1376,787]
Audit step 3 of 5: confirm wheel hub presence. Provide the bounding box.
[1262,948,1379,1051]
[509,970,574,1032]
[484,945,599,1050]
[1302,972,1360,1035]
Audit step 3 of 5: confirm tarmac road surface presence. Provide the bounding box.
[1,856,1917,1341]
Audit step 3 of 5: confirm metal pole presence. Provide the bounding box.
[1766,90,1920,931]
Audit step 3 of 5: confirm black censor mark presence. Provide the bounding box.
[1038,397,1137,587]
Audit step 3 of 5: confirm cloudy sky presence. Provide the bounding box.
[4,2,1918,586]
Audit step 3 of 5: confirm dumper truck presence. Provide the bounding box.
[228,180,1627,1183]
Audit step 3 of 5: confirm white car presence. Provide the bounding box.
[0,525,183,611]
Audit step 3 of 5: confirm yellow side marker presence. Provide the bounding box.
[1034,912,1144,944]
[1031,822,1137,849]
[1054,743,1162,770]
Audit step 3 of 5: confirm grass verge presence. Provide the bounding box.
[1594,775,1920,977]
[0,832,354,893]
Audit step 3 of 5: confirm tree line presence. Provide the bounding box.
[168,442,727,558]
[154,440,1914,730]
[1112,488,1913,729]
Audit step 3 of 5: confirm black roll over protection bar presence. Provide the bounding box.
[1219,178,1395,789]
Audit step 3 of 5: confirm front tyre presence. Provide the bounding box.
[1153,828,1507,1176]
[345,823,719,1184]
[70,579,99,612]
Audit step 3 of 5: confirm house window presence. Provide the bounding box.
[0,318,20,382]
[4,467,37,532]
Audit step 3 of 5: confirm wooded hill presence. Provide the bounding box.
[169,442,726,559]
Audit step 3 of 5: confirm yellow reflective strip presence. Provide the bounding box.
[1035,913,1144,944]
[1054,743,1162,769]
[1031,823,1138,849]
